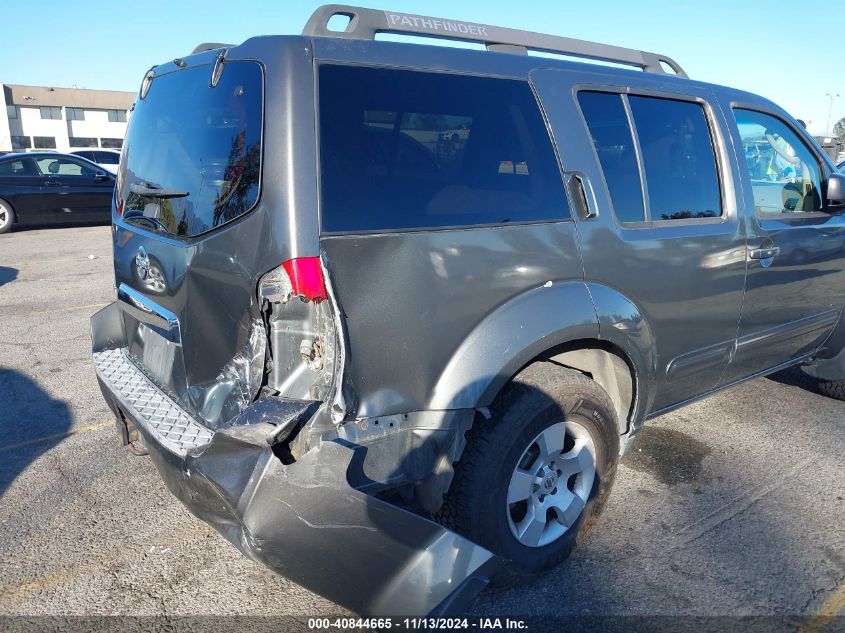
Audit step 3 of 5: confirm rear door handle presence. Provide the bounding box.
[563,171,598,219]
[749,245,780,260]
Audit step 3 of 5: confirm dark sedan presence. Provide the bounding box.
[0,152,115,234]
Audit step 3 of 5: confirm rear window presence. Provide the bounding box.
[318,65,568,233]
[118,61,263,238]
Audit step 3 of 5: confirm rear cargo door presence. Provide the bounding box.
[112,55,272,428]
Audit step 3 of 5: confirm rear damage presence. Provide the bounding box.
[92,35,500,615]
[92,293,499,615]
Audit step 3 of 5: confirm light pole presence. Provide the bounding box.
[826,93,840,134]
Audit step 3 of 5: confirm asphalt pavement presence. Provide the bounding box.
[0,226,843,630]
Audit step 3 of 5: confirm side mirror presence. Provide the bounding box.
[93,170,109,181]
[827,173,845,210]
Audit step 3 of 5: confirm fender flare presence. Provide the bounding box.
[427,280,656,433]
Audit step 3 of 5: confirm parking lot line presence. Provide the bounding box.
[798,581,845,633]
[51,302,109,314]
[0,420,113,454]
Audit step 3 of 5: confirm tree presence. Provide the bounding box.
[835,116,845,143]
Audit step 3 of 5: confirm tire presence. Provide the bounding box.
[437,362,619,584]
[817,379,845,401]
[0,198,14,234]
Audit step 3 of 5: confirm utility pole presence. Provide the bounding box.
[826,93,840,134]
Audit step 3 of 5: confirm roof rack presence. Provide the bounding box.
[302,5,688,78]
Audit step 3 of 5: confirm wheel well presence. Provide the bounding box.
[0,197,15,216]
[504,340,635,434]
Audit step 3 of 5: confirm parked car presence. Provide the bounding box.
[70,149,122,174]
[90,5,845,616]
[0,152,115,234]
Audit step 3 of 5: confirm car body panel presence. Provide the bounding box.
[322,224,585,420]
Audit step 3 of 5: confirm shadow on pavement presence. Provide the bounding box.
[765,365,821,392]
[0,367,72,497]
[0,266,18,286]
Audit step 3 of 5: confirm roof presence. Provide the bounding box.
[3,84,134,110]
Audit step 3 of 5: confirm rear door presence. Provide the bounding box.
[719,104,845,382]
[531,70,747,413]
[31,155,113,222]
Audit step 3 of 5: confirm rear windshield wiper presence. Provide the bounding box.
[130,181,189,199]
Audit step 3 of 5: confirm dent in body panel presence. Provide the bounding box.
[321,223,585,419]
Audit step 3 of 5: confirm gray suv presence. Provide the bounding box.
[90,5,845,616]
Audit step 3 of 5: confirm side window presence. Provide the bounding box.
[318,65,568,233]
[0,160,30,177]
[34,157,97,177]
[628,96,722,221]
[733,109,823,217]
[578,91,646,223]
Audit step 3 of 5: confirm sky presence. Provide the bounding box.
[2,0,842,135]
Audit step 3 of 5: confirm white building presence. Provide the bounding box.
[0,83,134,154]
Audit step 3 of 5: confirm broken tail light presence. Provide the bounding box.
[258,257,340,405]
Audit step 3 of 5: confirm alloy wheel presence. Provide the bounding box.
[506,420,596,547]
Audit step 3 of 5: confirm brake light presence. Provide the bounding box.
[282,257,327,303]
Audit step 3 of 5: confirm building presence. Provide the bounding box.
[0,83,134,154]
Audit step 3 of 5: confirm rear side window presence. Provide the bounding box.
[628,96,722,221]
[119,61,263,238]
[0,159,34,177]
[578,92,645,223]
[318,65,568,233]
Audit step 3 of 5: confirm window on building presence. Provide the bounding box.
[100,138,123,148]
[734,109,823,217]
[578,91,646,223]
[69,137,98,148]
[39,106,62,120]
[66,107,85,121]
[33,136,57,149]
[11,136,31,150]
[318,65,569,233]
[628,96,722,221]
[6,105,19,119]
[107,109,127,123]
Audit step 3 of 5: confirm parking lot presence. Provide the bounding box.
[1,226,843,628]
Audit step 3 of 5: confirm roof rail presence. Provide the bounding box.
[302,5,688,78]
[191,42,234,55]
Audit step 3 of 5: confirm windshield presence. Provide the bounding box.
[118,60,263,238]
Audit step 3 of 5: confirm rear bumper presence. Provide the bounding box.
[91,302,499,616]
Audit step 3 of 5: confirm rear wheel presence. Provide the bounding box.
[817,379,845,401]
[437,362,619,583]
[0,198,14,234]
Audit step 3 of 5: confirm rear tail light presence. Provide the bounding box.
[282,258,327,303]
[259,257,327,304]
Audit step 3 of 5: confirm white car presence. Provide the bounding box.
[70,149,121,174]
